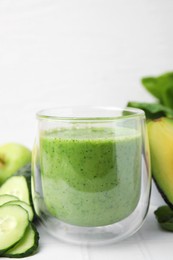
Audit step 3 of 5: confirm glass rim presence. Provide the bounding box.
[36,106,145,121]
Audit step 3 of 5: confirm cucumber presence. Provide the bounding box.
[14,164,32,202]
[3,223,39,258]
[0,166,40,258]
[0,194,18,206]
[0,195,34,221]
[14,164,38,219]
[0,176,30,205]
[5,201,34,222]
[0,204,29,255]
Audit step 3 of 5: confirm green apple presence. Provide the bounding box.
[0,143,31,185]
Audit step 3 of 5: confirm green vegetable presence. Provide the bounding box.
[127,72,173,119]
[142,72,173,110]
[0,204,29,255]
[0,176,30,205]
[154,206,173,231]
[14,164,32,204]
[5,200,34,222]
[3,223,39,258]
[0,167,39,257]
[0,194,18,205]
[14,163,37,220]
[127,102,173,119]
[0,195,33,222]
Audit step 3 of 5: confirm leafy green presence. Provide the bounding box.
[142,72,173,110]
[127,102,173,119]
[154,206,173,232]
[127,72,173,119]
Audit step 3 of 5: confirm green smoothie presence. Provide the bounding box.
[40,127,142,227]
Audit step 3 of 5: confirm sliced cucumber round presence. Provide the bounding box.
[0,176,30,205]
[0,204,29,255]
[3,223,39,258]
[0,194,19,206]
[5,200,34,222]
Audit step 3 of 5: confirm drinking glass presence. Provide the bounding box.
[32,106,151,245]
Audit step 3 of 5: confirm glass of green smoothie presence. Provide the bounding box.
[32,106,151,245]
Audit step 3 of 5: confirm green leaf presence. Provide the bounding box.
[160,222,173,232]
[142,77,161,100]
[154,205,173,231]
[142,72,173,109]
[127,102,173,119]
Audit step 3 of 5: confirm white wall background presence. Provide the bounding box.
[0,0,173,147]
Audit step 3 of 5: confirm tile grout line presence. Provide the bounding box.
[135,232,153,260]
[80,245,92,260]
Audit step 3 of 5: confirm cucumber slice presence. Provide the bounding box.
[5,201,34,222]
[14,164,32,204]
[14,164,38,220]
[0,204,29,255]
[0,194,34,221]
[0,176,30,204]
[0,195,18,206]
[4,223,39,258]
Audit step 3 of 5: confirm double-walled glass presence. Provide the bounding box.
[32,107,151,245]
